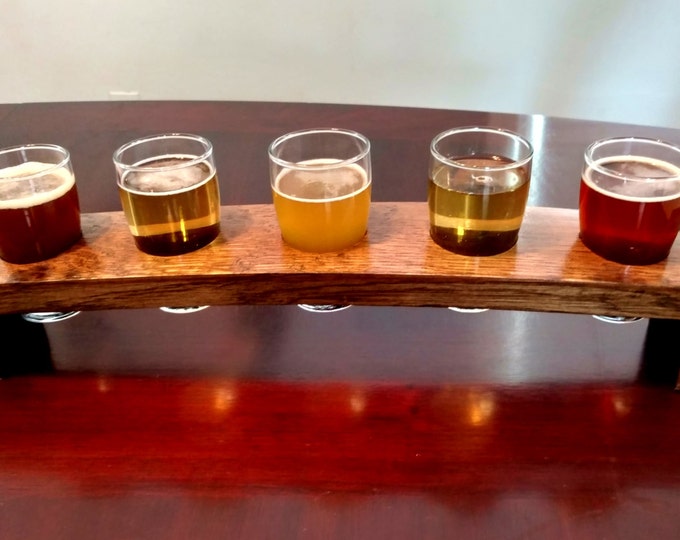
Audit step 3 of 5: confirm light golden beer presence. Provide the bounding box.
[272,159,371,252]
[118,156,221,256]
[428,156,530,255]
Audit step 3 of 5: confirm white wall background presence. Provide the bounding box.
[3,0,680,128]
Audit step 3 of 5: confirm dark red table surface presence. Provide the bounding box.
[1,101,679,539]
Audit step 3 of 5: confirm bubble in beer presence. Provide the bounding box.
[472,174,494,186]
[124,158,210,193]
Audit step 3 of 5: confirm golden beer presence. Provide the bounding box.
[118,156,221,256]
[272,159,371,252]
[428,156,531,255]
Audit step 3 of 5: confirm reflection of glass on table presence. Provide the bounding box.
[22,311,81,323]
[448,307,489,314]
[159,306,210,314]
[297,304,352,314]
[592,315,643,324]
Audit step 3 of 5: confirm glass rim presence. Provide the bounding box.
[268,127,371,171]
[585,136,680,182]
[0,143,71,180]
[430,126,534,171]
[112,132,213,172]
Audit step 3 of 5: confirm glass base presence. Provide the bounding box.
[297,304,352,313]
[22,311,81,323]
[592,315,643,324]
[159,306,210,314]
[448,307,489,314]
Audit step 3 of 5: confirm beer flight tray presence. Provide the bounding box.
[1,201,680,319]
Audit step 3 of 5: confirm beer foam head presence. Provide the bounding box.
[274,159,369,201]
[122,157,212,194]
[585,155,680,202]
[0,162,75,209]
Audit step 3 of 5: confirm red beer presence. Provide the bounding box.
[0,158,82,264]
[579,155,680,265]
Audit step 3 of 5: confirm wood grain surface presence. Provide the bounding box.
[2,204,679,319]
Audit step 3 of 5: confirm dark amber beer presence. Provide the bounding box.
[428,127,533,256]
[579,137,680,265]
[114,134,221,256]
[0,145,82,264]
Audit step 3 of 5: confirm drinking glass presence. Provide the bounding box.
[579,136,680,323]
[428,126,533,256]
[268,128,372,313]
[0,144,82,323]
[579,136,680,266]
[113,133,221,313]
[429,126,533,313]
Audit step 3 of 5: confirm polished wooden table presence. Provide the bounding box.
[1,101,680,539]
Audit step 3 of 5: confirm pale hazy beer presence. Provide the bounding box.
[269,129,372,253]
[0,145,82,264]
[579,138,680,265]
[428,128,533,256]
[114,134,221,256]
[272,159,371,252]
